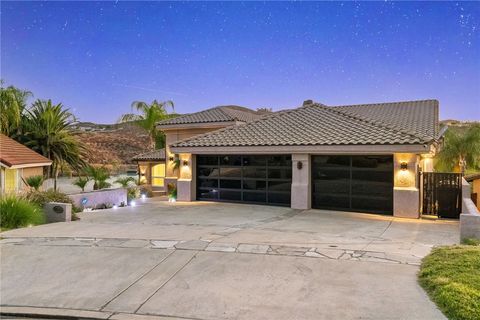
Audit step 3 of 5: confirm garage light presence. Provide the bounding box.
[183,160,189,166]
[400,162,408,171]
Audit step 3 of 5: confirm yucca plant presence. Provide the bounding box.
[0,195,45,230]
[25,175,44,191]
[115,176,136,188]
[73,176,90,192]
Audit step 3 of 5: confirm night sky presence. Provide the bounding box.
[2,1,479,123]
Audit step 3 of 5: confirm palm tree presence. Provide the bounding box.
[23,99,87,189]
[25,175,44,191]
[73,176,90,192]
[0,81,32,137]
[436,124,480,174]
[118,100,174,150]
[115,176,136,188]
[84,166,111,190]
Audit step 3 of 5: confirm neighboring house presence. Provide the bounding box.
[134,105,265,195]
[465,173,480,210]
[0,134,52,193]
[163,99,441,219]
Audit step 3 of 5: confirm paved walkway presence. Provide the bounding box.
[1,200,458,319]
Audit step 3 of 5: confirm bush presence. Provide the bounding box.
[25,175,44,191]
[0,195,45,230]
[167,183,177,199]
[127,186,140,202]
[24,189,82,218]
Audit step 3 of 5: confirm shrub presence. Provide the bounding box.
[84,166,111,190]
[73,176,89,192]
[127,186,140,202]
[24,189,82,218]
[115,176,136,188]
[0,195,45,230]
[167,183,177,199]
[25,175,44,191]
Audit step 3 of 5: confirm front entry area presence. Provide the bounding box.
[311,155,394,214]
[196,155,292,206]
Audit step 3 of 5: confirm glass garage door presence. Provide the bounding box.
[196,155,292,206]
[311,155,393,214]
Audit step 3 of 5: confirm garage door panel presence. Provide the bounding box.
[197,155,292,206]
[312,155,393,215]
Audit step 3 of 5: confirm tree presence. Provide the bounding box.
[435,124,480,174]
[73,176,90,192]
[0,81,32,138]
[23,99,87,189]
[118,100,174,150]
[84,166,111,190]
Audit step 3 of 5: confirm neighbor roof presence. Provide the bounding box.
[0,134,52,168]
[172,100,439,148]
[132,149,166,161]
[157,105,263,127]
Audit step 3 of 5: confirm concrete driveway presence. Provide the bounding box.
[1,199,458,320]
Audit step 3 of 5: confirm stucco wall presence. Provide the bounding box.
[68,188,128,209]
[393,153,421,218]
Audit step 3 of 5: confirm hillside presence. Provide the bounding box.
[74,122,151,166]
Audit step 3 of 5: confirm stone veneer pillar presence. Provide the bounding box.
[291,154,311,210]
[393,153,420,218]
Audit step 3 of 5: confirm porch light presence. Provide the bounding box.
[169,155,175,162]
[400,162,408,171]
[183,160,189,166]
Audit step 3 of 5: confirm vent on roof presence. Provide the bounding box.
[303,100,314,106]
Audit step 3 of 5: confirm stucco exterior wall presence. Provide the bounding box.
[291,154,311,210]
[68,188,128,209]
[393,153,421,218]
[472,179,480,210]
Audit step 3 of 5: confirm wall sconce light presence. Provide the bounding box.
[400,161,408,171]
[183,160,189,166]
[297,161,303,170]
[169,155,175,162]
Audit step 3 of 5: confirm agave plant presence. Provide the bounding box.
[115,176,136,188]
[25,175,44,191]
[73,176,90,192]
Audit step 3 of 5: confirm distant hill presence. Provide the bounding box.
[440,120,479,134]
[74,122,151,166]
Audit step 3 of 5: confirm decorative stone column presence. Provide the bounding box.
[393,153,420,218]
[291,154,311,210]
[177,154,196,201]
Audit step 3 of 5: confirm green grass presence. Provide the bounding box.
[419,245,480,320]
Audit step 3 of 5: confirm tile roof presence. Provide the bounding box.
[132,149,166,161]
[0,134,52,167]
[157,105,263,126]
[172,100,439,148]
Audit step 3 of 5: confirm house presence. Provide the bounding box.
[133,105,265,195]
[155,99,442,219]
[465,173,480,210]
[0,134,52,193]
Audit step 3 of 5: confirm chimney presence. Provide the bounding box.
[303,99,314,106]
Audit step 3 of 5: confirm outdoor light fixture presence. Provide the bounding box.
[183,160,189,166]
[400,161,408,171]
[113,205,118,210]
[130,200,136,207]
[169,155,175,162]
[297,161,303,170]
[141,194,146,200]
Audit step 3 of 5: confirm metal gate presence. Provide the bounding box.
[422,172,462,218]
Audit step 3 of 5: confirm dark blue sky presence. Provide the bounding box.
[2,1,479,123]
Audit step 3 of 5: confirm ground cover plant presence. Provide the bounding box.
[418,244,480,320]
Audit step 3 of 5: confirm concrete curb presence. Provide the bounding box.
[0,306,188,320]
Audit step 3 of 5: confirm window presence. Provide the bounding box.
[151,163,165,187]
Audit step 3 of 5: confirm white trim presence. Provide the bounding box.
[0,162,52,169]
[170,144,431,155]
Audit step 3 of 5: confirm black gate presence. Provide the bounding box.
[422,172,462,218]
